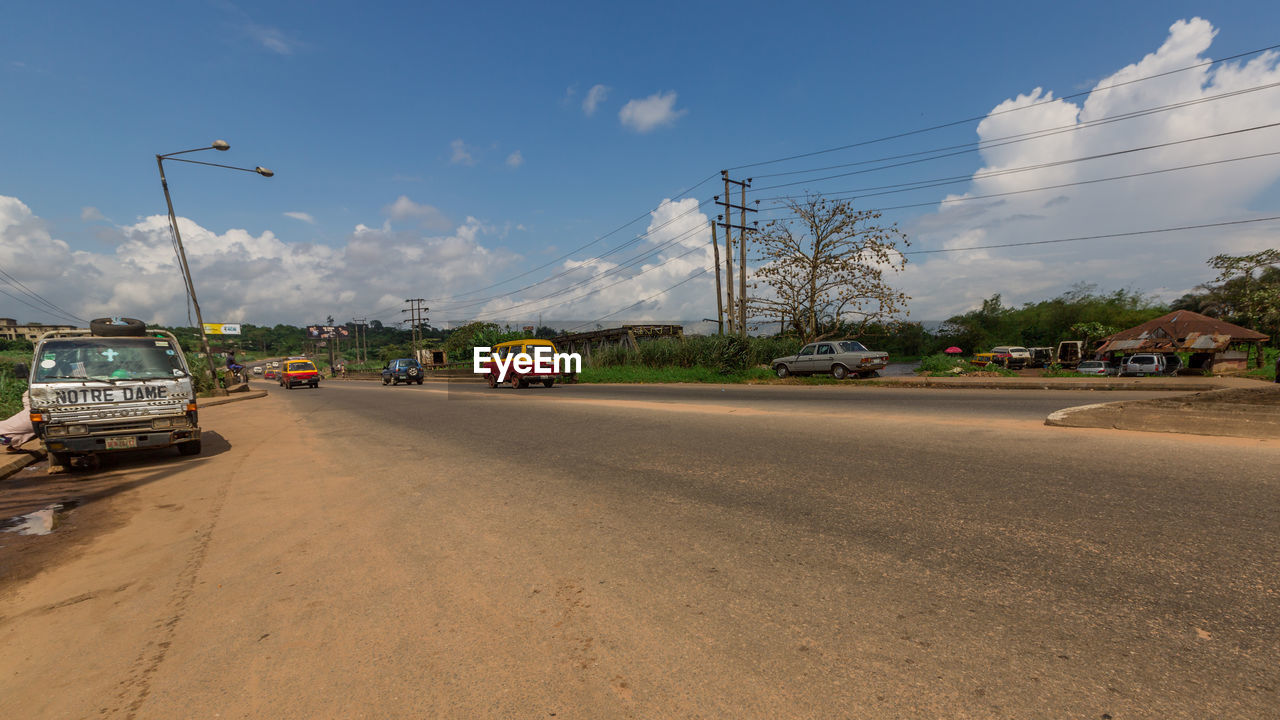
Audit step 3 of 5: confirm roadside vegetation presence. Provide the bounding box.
[914,353,1017,377]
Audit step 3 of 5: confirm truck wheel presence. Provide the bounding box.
[510,374,522,389]
[487,373,498,388]
[48,451,71,472]
[178,440,202,456]
[416,379,423,385]
[832,365,849,380]
[542,379,554,388]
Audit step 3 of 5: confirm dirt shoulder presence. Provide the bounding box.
[1046,384,1280,439]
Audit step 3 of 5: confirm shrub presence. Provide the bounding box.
[917,354,974,373]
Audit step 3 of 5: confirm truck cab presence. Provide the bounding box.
[19,318,201,470]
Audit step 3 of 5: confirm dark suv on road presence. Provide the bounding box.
[382,358,424,385]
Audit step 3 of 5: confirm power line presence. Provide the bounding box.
[902,215,1280,256]
[429,199,711,313]
[749,149,1280,223]
[752,120,1280,195]
[567,267,713,332]
[727,41,1280,171]
[468,235,709,322]
[553,214,1280,333]
[0,264,87,324]
[748,79,1280,183]
[418,172,719,305]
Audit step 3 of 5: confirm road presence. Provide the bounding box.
[2,380,1277,719]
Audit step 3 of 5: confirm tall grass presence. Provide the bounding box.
[588,335,804,374]
[0,365,25,418]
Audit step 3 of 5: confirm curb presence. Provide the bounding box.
[1045,386,1280,439]
[200,390,269,407]
[866,378,1222,391]
[0,441,45,482]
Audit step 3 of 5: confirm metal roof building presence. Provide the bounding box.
[1096,310,1270,372]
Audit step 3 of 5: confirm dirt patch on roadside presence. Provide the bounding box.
[0,457,132,593]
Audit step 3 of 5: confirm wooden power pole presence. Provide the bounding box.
[716,171,755,337]
[402,299,427,362]
[711,219,724,334]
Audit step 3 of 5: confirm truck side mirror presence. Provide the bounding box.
[12,362,28,379]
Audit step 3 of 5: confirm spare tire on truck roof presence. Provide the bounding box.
[89,317,148,337]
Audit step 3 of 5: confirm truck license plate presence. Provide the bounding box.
[105,436,137,450]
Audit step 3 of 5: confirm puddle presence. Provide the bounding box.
[2,500,80,536]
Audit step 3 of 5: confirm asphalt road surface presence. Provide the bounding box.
[2,380,1276,719]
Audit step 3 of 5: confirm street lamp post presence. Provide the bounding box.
[156,140,272,395]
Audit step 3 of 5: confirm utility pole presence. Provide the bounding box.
[402,299,427,362]
[710,219,724,334]
[717,171,755,337]
[353,317,368,365]
[716,195,735,335]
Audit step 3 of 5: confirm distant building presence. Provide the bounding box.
[0,318,80,341]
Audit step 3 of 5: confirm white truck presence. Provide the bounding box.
[16,317,202,470]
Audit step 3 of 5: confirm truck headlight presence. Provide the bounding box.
[152,417,174,429]
[46,425,67,437]
[67,424,88,435]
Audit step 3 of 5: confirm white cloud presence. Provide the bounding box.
[382,195,452,231]
[283,211,315,224]
[80,206,104,222]
[619,91,687,133]
[895,17,1280,320]
[0,193,524,328]
[450,139,475,166]
[583,84,609,116]
[462,197,715,325]
[506,150,524,168]
[245,23,295,55]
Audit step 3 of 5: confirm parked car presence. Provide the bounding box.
[1119,354,1180,377]
[771,340,888,379]
[1075,360,1118,376]
[973,351,1013,368]
[1026,347,1055,368]
[279,359,321,389]
[382,358,424,385]
[18,317,202,470]
[252,366,264,376]
[991,346,1031,369]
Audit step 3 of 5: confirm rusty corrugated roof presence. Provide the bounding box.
[1100,310,1268,346]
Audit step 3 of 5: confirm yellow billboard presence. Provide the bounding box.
[203,323,242,335]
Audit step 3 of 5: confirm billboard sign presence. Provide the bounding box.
[307,325,350,339]
[203,323,242,335]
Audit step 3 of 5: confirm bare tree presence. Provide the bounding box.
[749,195,910,342]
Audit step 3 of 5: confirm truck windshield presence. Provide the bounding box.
[34,338,188,383]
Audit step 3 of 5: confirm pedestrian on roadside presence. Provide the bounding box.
[0,391,35,452]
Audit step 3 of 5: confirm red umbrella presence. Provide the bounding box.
[944,346,962,354]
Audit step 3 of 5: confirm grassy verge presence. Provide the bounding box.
[577,365,775,384]
[1243,347,1278,380]
[1,350,32,417]
[575,365,901,385]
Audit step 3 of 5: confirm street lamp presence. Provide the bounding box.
[156,140,273,395]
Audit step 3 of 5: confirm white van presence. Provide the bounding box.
[18,317,201,470]
[991,346,1031,369]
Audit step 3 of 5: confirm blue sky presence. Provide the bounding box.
[3,1,1280,329]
